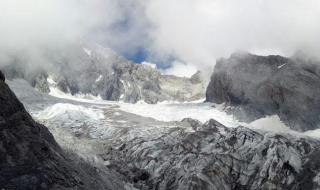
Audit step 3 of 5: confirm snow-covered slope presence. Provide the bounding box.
[117,101,239,126]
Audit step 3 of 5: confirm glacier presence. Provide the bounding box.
[6,78,320,189]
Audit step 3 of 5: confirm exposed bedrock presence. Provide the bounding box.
[206,52,320,131]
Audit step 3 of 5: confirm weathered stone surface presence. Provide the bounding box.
[206,52,320,131]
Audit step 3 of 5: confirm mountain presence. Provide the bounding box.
[7,74,320,190]
[0,70,125,190]
[206,52,320,131]
[4,44,320,189]
[1,42,205,104]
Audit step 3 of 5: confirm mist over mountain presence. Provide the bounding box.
[0,41,205,104]
[1,0,320,75]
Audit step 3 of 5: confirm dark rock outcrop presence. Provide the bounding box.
[206,52,320,131]
[0,72,124,189]
[0,70,5,82]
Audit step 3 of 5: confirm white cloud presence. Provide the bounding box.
[0,0,105,49]
[1,0,320,77]
[161,61,197,78]
[144,0,320,71]
[0,0,130,70]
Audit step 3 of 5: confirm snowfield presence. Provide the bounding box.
[35,103,105,121]
[45,84,241,127]
[8,79,320,141]
[117,100,240,127]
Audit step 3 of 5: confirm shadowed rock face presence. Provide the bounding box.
[0,71,124,190]
[206,52,320,131]
[0,71,5,82]
[106,118,320,190]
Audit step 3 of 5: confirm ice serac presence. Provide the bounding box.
[0,70,124,190]
[106,118,320,190]
[1,42,205,103]
[206,52,320,131]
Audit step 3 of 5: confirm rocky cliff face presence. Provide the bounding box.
[1,42,205,104]
[0,70,125,190]
[206,52,320,131]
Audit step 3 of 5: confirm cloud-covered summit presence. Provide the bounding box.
[1,0,320,76]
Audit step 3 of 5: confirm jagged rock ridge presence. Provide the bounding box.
[1,42,205,104]
[206,52,320,131]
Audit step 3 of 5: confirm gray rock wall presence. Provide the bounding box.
[206,52,320,131]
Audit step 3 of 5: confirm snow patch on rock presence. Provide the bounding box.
[83,47,92,56]
[247,115,291,133]
[141,61,157,69]
[95,75,103,82]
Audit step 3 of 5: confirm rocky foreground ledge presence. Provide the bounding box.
[206,52,320,131]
